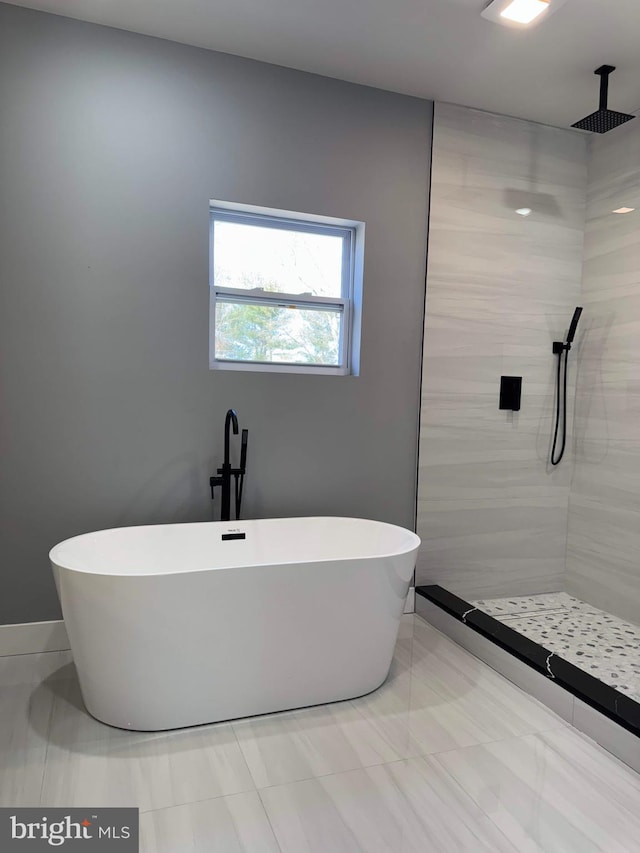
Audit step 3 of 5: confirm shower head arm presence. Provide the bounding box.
[595,65,616,110]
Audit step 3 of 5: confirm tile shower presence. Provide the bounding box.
[416,102,640,732]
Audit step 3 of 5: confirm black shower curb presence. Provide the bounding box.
[416,584,640,738]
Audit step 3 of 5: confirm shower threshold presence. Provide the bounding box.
[416,585,640,738]
[473,592,640,705]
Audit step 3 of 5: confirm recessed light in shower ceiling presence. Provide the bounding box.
[481,0,568,28]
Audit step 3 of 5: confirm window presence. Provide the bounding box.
[209,201,363,375]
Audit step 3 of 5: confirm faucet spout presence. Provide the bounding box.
[224,409,239,466]
[218,409,239,522]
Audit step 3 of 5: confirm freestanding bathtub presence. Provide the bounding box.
[50,516,420,731]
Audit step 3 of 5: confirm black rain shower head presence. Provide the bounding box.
[572,66,635,133]
[573,108,635,134]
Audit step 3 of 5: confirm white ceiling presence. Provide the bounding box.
[6,0,640,128]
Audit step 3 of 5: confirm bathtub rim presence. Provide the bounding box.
[49,515,421,578]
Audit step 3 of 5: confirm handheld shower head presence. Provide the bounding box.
[566,306,583,345]
[550,307,583,466]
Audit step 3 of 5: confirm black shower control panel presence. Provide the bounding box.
[499,376,522,412]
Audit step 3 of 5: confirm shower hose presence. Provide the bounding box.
[550,345,569,466]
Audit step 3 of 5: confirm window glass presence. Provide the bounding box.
[213,221,344,297]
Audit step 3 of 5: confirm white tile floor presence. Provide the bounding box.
[2,615,640,852]
[473,593,640,703]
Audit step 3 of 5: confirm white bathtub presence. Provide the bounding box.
[50,516,420,731]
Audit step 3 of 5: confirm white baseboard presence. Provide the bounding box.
[404,587,415,614]
[0,620,69,656]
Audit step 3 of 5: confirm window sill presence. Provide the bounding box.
[210,359,350,376]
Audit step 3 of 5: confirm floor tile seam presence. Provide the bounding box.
[226,717,261,795]
[255,787,304,853]
[345,700,425,765]
[42,726,238,754]
[528,731,640,824]
[544,725,640,772]
[139,791,279,852]
[422,750,519,852]
[37,682,57,807]
[36,766,259,812]
[133,780,263,816]
[409,652,519,695]
[50,687,414,781]
[407,656,559,718]
[346,646,420,761]
[366,754,501,849]
[248,754,422,796]
[405,611,422,768]
[345,677,565,764]
[334,616,417,749]
[410,652,576,729]
[429,742,625,851]
[346,692,411,736]
[39,728,259,808]
[410,724,568,764]
[412,650,561,723]
[535,729,640,792]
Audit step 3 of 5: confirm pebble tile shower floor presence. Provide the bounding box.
[473,593,640,705]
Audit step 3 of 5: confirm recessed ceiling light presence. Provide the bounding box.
[501,0,549,24]
[516,208,532,216]
[612,207,635,214]
[481,0,567,28]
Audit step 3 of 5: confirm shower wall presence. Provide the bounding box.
[416,103,587,600]
[566,117,640,624]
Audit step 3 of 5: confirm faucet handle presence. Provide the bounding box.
[209,475,223,499]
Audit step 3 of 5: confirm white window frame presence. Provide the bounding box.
[209,201,360,376]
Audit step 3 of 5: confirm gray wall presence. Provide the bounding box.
[416,103,587,600]
[0,3,432,624]
[566,118,640,623]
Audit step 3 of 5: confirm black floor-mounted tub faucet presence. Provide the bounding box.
[210,409,248,521]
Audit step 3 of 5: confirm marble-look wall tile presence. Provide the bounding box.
[417,498,568,600]
[566,116,640,624]
[417,103,587,598]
